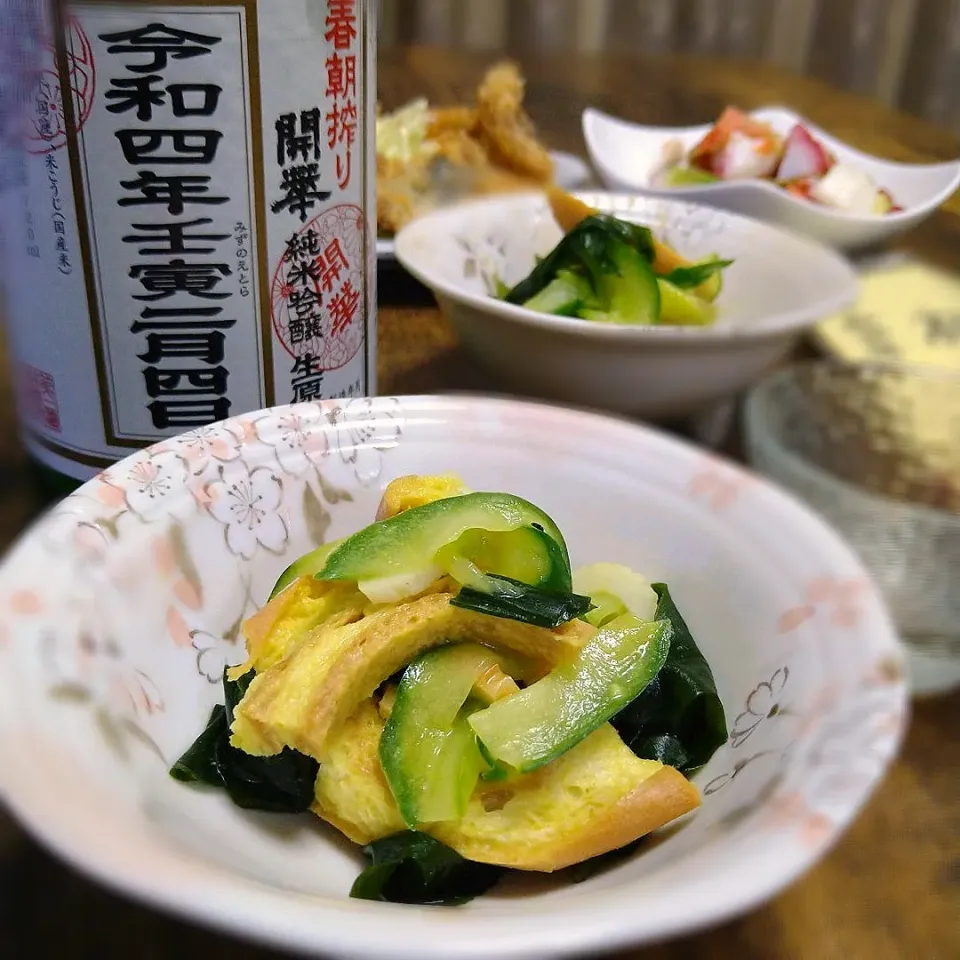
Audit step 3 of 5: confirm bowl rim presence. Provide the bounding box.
[0,394,909,960]
[393,190,860,345]
[743,358,960,525]
[582,105,960,223]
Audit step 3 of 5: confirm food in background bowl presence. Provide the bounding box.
[497,188,732,327]
[171,473,727,905]
[377,62,557,236]
[655,107,903,216]
[393,191,861,419]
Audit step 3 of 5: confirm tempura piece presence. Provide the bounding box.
[475,62,555,184]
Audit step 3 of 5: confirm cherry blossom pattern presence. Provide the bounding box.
[90,468,129,512]
[764,792,835,850]
[171,425,241,477]
[730,667,790,748]
[703,750,778,796]
[793,684,842,738]
[255,404,331,477]
[778,578,868,633]
[798,685,904,809]
[186,574,255,683]
[3,592,46,671]
[190,630,239,683]
[42,627,165,762]
[688,456,757,512]
[152,524,205,612]
[2,589,45,629]
[230,415,261,447]
[40,508,113,581]
[706,766,789,835]
[863,656,905,689]
[151,523,207,654]
[759,678,904,850]
[330,397,403,484]
[203,461,288,560]
[121,450,191,522]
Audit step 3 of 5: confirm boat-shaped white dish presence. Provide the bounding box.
[583,106,960,251]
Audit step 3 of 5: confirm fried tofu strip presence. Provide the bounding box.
[231,592,593,761]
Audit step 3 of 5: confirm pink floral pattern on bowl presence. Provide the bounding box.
[0,396,908,960]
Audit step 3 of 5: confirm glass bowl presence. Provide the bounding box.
[744,359,960,696]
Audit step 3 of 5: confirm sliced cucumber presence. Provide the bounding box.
[581,590,626,628]
[318,493,570,603]
[438,525,571,595]
[580,240,660,326]
[573,563,658,627]
[657,278,717,327]
[269,538,343,600]
[379,644,518,827]
[522,269,593,317]
[692,254,725,303]
[662,165,720,187]
[468,614,671,773]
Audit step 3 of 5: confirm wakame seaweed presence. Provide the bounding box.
[350,831,505,905]
[611,583,727,774]
[170,670,319,813]
[661,259,734,290]
[451,575,594,629]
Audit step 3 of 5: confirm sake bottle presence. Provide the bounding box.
[0,0,378,495]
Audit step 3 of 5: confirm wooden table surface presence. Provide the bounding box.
[1,46,959,960]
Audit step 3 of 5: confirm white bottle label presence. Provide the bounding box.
[0,0,376,479]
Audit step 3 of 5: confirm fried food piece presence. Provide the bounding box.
[377,180,422,236]
[376,150,433,235]
[472,165,544,197]
[431,128,490,169]
[375,473,470,521]
[427,106,480,138]
[476,61,555,184]
[375,62,554,234]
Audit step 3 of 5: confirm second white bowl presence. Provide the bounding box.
[394,191,859,420]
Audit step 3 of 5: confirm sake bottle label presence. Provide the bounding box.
[0,0,377,480]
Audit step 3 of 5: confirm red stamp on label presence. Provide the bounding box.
[270,203,366,371]
[18,363,62,433]
[27,17,96,156]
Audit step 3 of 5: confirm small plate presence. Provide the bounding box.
[377,150,592,260]
[583,106,960,251]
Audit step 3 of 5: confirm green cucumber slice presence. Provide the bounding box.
[380,644,516,827]
[581,590,626,628]
[657,278,717,327]
[468,615,671,773]
[318,493,570,602]
[573,563,658,627]
[522,269,593,317]
[580,240,661,326]
[662,166,720,187]
[269,539,343,600]
[438,525,571,594]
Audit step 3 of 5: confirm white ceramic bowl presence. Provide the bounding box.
[394,191,859,420]
[583,106,960,251]
[377,149,592,259]
[0,396,907,959]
